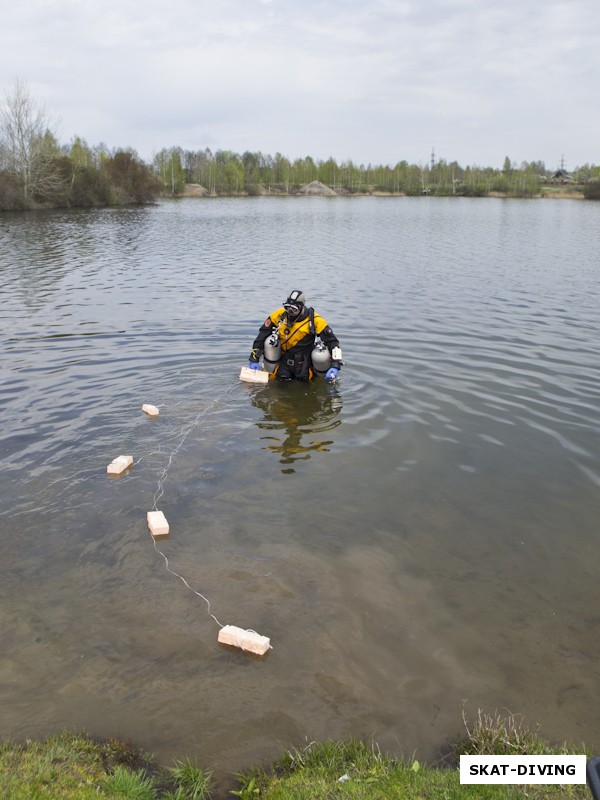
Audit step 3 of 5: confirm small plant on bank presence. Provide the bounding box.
[230,775,261,798]
[456,708,564,757]
[104,764,156,799]
[277,737,390,776]
[169,757,213,799]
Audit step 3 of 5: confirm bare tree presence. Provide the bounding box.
[0,78,63,201]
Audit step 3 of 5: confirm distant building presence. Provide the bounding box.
[550,156,571,183]
[550,168,571,183]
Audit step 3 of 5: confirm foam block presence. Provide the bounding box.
[147,510,169,539]
[142,403,160,416]
[239,366,269,384]
[107,455,134,475]
[218,625,271,655]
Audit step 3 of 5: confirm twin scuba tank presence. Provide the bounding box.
[263,330,282,373]
[262,311,333,377]
[310,338,332,377]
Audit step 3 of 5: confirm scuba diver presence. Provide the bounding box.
[248,290,343,382]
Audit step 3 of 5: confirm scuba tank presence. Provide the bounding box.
[311,338,331,377]
[308,307,331,377]
[263,330,282,373]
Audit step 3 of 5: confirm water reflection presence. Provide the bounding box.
[251,380,342,473]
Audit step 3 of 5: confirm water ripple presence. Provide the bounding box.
[2,197,600,766]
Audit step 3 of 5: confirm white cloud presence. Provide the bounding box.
[1,0,598,168]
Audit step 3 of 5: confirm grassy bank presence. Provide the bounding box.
[0,711,591,799]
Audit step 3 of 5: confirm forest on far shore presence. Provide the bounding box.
[2,79,600,212]
[154,147,600,199]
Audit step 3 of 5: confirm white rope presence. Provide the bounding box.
[137,381,272,650]
[152,537,224,628]
[145,384,236,628]
[150,399,222,512]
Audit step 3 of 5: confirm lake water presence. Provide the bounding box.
[1,197,599,776]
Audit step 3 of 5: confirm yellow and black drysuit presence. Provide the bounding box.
[250,306,341,381]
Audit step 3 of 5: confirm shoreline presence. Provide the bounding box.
[1,717,591,800]
[178,182,586,200]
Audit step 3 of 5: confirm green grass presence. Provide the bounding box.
[229,712,591,800]
[455,708,583,757]
[230,733,590,800]
[0,712,592,799]
[0,732,213,799]
[104,765,157,798]
[169,757,213,799]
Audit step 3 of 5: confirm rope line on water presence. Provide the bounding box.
[135,379,272,650]
[145,383,237,629]
[152,537,224,628]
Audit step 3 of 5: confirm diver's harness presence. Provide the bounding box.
[267,308,317,362]
[263,308,342,375]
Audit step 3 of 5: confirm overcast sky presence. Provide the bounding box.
[1,0,597,170]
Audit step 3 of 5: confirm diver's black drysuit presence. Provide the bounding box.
[250,305,341,381]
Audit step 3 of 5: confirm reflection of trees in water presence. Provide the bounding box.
[251,381,342,474]
[0,207,153,313]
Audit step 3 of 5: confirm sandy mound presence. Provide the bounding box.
[182,183,209,197]
[297,180,337,196]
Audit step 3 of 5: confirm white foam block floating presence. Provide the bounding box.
[142,403,160,416]
[147,510,170,539]
[239,366,269,384]
[107,454,134,475]
[218,625,271,655]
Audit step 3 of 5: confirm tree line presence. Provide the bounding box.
[2,79,599,212]
[0,79,161,211]
[154,147,600,199]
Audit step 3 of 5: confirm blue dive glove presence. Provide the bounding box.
[248,361,261,370]
[325,367,339,382]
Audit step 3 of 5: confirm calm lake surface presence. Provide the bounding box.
[1,197,599,774]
